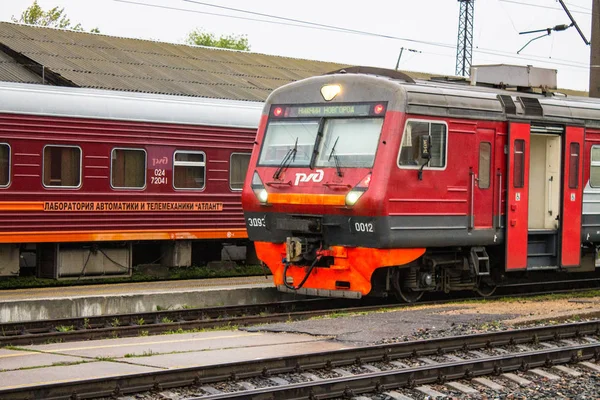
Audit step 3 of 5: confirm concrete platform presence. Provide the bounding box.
[0,276,306,322]
[0,330,350,391]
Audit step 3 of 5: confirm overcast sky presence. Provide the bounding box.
[0,0,594,91]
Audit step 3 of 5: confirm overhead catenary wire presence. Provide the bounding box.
[110,0,590,72]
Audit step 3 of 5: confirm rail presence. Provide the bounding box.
[2,320,598,400]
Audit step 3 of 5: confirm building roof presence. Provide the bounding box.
[0,21,350,101]
[0,21,588,101]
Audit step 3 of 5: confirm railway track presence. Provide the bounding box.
[2,281,600,346]
[2,320,598,400]
[0,297,379,346]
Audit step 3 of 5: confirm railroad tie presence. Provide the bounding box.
[446,381,478,395]
[528,368,561,381]
[417,357,439,365]
[472,377,504,391]
[552,365,582,377]
[415,385,447,399]
[332,367,354,377]
[301,372,321,381]
[501,373,532,387]
[237,381,256,390]
[390,361,410,369]
[468,350,489,358]
[362,364,381,373]
[444,354,465,362]
[200,386,223,395]
[384,391,415,400]
[268,377,289,386]
[579,361,600,373]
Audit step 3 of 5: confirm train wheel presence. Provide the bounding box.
[475,280,497,297]
[396,286,424,303]
[392,268,424,303]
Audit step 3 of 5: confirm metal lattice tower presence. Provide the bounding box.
[455,0,475,77]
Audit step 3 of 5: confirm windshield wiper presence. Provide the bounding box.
[328,136,343,178]
[273,137,298,180]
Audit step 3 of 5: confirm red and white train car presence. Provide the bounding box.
[242,65,600,301]
[0,81,261,278]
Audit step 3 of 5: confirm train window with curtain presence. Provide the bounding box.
[398,120,447,168]
[0,144,9,187]
[173,151,205,190]
[513,139,525,188]
[111,148,146,189]
[591,146,600,187]
[43,145,81,188]
[230,153,251,191]
[478,142,491,189]
[569,143,580,189]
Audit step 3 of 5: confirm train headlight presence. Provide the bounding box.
[345,191,363,206]
[345,173,372,207]
[251,171,269,205]
[257,188,269,204]
[321,84,341,101]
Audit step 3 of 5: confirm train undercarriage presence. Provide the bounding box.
[277,236,599,303]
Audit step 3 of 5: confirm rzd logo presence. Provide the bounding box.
[294,170,324,185]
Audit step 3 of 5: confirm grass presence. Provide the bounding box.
[7,360,89,372]
[0,264,267,290]
[124,349,156,358]
[55,325,74,333]
[94,356,116,362]
[161,323,239,335]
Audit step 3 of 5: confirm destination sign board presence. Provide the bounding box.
[271,102,386,118]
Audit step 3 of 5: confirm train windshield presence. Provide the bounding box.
[259,118,383,168]
[258,121,318,166]
[315,118,383,168]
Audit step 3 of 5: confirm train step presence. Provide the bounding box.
[470,247,490,276]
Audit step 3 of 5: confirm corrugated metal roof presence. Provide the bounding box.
[0,49,44,84]
[0,22,587,100]
[0,22,350,101]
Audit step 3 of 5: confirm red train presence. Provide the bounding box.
[242,65,600,301]
[0,81,261,278]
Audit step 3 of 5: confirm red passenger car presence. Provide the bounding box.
[242,65,600,301]
[0,82,261,278]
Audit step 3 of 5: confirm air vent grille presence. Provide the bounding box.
[518,96,543,117]
[497,95,516,115]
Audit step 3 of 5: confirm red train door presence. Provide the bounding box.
[473,128,495,228]
[560,126,584,267]
[506,122,530,270]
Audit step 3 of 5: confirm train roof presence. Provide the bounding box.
[269,67,600,128]
[405,75,600,127]
[0,81,262,129]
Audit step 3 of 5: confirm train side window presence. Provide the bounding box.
[478,142,491,189]
[0,144,9,187]
[513,139,525,188]
[111,148,146,189]
[590,145,600,187]
[569,143,580,189]
[43,145,81,188]
[230,153,251,191]
[173,151,205,190]
[398,120,447,168]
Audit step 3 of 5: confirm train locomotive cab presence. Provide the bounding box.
[243,69,433,300]
[243,66,599,301]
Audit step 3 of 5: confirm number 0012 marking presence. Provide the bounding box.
[354,222,374,233]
